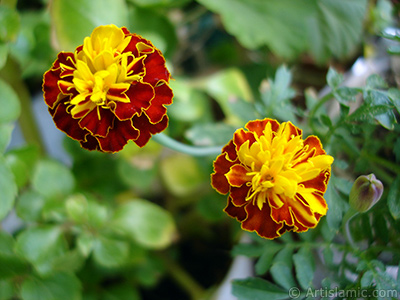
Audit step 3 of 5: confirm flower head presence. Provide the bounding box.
[43,24,173,152]
[211,118,334,239]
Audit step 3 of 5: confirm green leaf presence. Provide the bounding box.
[387,175,400,219]
[293,247,315,290]
[76,232,95,257]
[168,79,211,123]
[388,88,400,114]
[0,232,29,280]
[112,199,176,249]
[32,159,75,199]
[93,236,130,268]
[0,79,20,124]
[200,68,253,123]
[127,0,190,7]
[0,279,14,300]
[231,242,265,258]
[102,283,141,300]
[0,124,14,153]
[21,272,81,300]
[0,42,8,70]
[0,5,20,42]
[366,74,388,89]
[197,0,367,62]
[361,270,374,287]
[255,243,282,275]
[65,194,88,223]
[128,7,177,57]
[326,67,343,89]
[324,175,347,232]
[160,154,206,197]
[270,247,296,290]
[196,193,226,222]
[334,87,359,105]
[15,226,67,276]
[0,156,17,221]
[232,277,288,300]
[50,0,128,51]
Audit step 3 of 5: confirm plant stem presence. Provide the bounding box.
[307,91,334,135]
[153,133,223,157]
[0,56,46,154]
[157,252,205,300]
[342,207,359,250]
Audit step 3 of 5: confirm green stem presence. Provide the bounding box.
[157,252,205,300]
[307,91,334,135]
[0,56,46,154]
[153,133,223,157]
[342,207,359,250]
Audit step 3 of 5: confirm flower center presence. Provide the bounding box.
[238,122,305,210]
[59,25,148,119]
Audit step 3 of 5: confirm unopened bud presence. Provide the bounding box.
[349,174,383,212]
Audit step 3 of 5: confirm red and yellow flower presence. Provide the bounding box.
[43,24,173,152]
[211,118,334,239]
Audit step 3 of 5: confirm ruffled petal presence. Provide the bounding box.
[78,107,115,137]
[241,204,284,239]
[143,50,170,85]
[113,82,154,121]
[230,186,250,207]
[133,114,168,147]
[97,119,139,152]
[211,153,235,194]
[51,101,88,141]
[224,198,247,222]
[225,165,251,187]
[245,118,280,138]
[144,81,173,124]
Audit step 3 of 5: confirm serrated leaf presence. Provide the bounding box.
[232,277,288,300]
[270,247,296,290]
[0,156,17,221]
[21,272,81,300]
[112,199,176,249]
[387,175,400,219]
[255,244,282,275]
[327,67,343,89]
[293,247,315,290]
[32,159,75,199]
[50,0,128,51]
[366,74,388,89]
[0,79,20,124]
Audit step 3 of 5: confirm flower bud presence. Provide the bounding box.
[349,174,383,212]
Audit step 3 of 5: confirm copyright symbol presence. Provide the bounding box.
[289,287,301,299]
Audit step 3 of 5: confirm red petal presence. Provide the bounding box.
[300,170,330,193]
[79,108,115,137]
[233,129,256,151]
[221,140,238,162]
[97,119,139,153]
[113,82,154,121]
[123,34,152,57]
[224,198,247,222]
[230,185,250,207]
[145,81,173,124]
[211,153,235,194]
[241,203,284,239]
[245,118,279,138]
[143,50,170,85]
[270,201,294,226]
[51,101,88,141]
[290,197,318,229]
[226,165,251,187]
[133,114,168,147]
[80,135,100,151]
[303,136,326,156]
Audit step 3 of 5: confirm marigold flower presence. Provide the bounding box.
[211,118,334,239]
[43,24,173,152]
